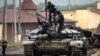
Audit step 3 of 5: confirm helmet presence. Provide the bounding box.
[48,1,51,5]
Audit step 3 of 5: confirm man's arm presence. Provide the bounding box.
[38,18,43,25]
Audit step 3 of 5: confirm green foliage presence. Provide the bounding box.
[0,4,14,9]
[0,2,96,11]
[0,6,3,10]
[56,5,68,10]
[7,4,14,9]
[36,2,45,11]
[71,3,96,10]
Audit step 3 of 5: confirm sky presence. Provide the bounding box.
[0,0,99,7]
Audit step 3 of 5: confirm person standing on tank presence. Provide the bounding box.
[56,11,64,35]
[46,1,57,27]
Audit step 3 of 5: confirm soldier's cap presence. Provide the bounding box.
[48,1,51,4]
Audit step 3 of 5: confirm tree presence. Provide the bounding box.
[36,2,96,11]
[0,4,14,9]
[36,2,45,11]
[7,4,14,9]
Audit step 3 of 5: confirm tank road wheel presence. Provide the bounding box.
[34,51,43,56]
[53,55,59,56]
[67,46,72,56]
[82,47,87,56]
[34,52,43,56]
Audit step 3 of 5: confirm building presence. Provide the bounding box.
[63,1,100,30]
[0,0,45,44]
[97,1,100,9]
[0,0,76,44]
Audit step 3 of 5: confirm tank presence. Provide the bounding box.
[23,2,88,56]
[27,27,88,56]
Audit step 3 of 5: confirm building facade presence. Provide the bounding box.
[63,1,100,30]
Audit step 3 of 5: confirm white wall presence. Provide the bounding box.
[63,10,100,29]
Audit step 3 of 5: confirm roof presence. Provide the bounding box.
[0,10,45,23]
[0,0,45,23]
[21,0,36,10]
[94,23,100,34]
[89,23,100,34]
[64,18,77,23]
[89,8,100,14]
